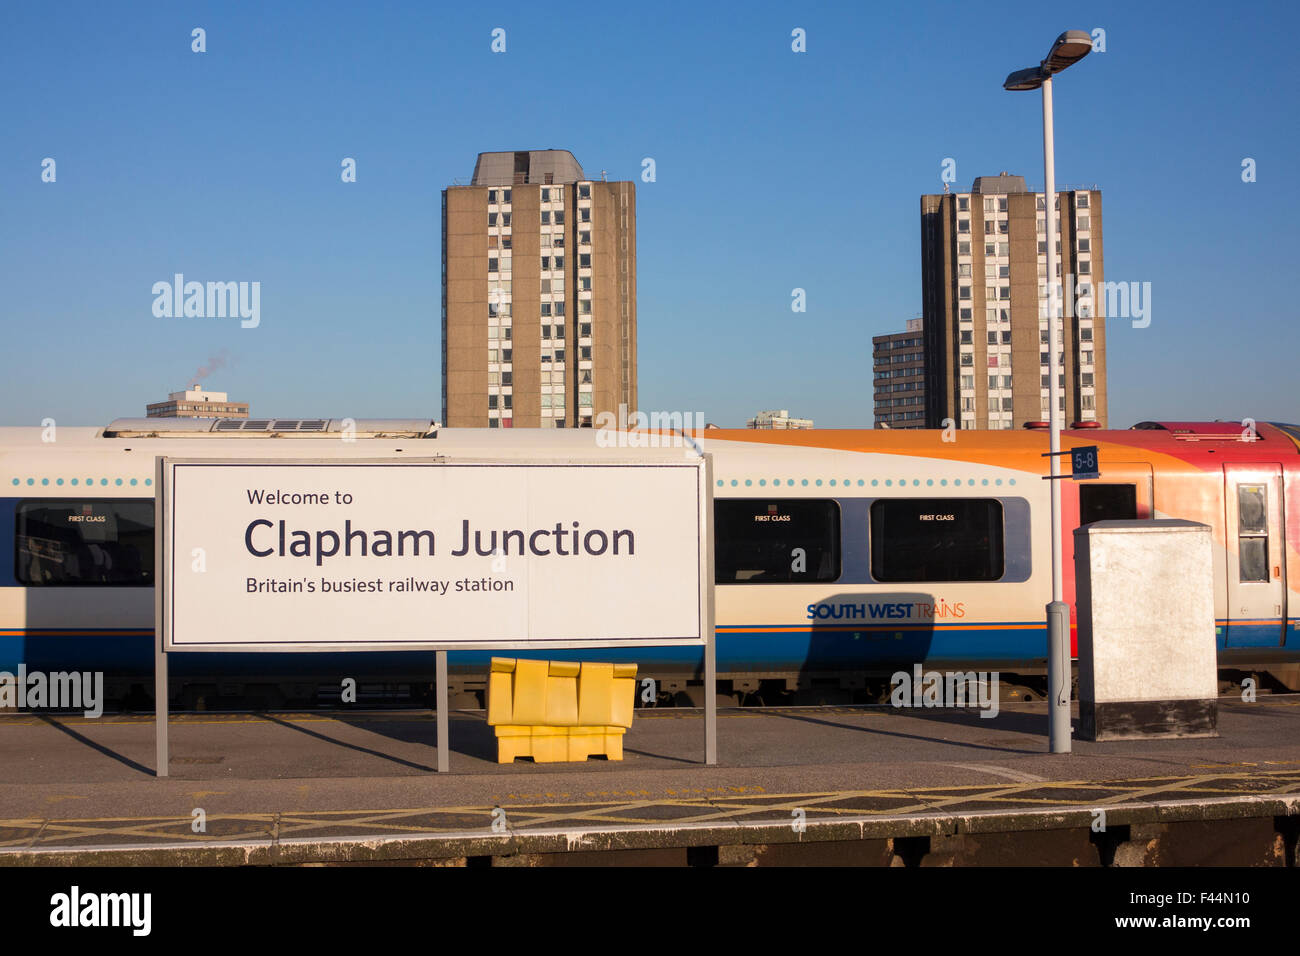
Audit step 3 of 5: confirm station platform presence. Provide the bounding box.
[1,696,1298,866]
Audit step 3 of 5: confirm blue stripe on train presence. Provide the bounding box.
[2,621,1293,679]
[1,625,1051,676]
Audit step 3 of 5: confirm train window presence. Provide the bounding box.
[1079,484,1137,524]
[870,498,1004,582]
[15,499,154,586]
[1237,485,1269,582]
[1238,485,1267,534]
[714,499,840,584]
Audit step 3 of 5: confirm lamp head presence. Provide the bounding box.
[1043,30,1093,75]
[1003,66,1046,91]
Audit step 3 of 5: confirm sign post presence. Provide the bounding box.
[155,456,713,776]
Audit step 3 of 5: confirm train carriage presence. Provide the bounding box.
[2,417,1297,707]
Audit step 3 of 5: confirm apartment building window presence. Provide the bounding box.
[579,230,590,245]
[999,265,1010,278]
[488,213,498,226]
[961,397,974,411]
[488,395,498,409]
[960,354,973,366]
[1041,351,1050,365]
[1002,398,1014,411]
[488,258,498,273]
[959,286,971,300]
[541,302,552,317]
[998,221,1009,234]
[1077,216,1089,231]
[541,211,551,225]
[1083,350,1093,363]
[985,221,995,235]
[580,322,591,337]
[999,286,1011,300]
[580,300,591,314]
[578,208,589,223]
[1000,331,1011,344]
[1077,194,1089,208]
[1081,328,1093,341]
[541,188,551,201]
[998,198,1008,212]
[1002,375,1012,388]
[960,330,973,344]
[961,375,974,389]
[579,253,591,268]
[984,198,996,213]
[998,242,1009,256]
[502,213,512,226]
[958,197,969,211]
[503,189,511,202]
[985,242,996,255]
[554,302,566,317]
[959,308,972,320]
[1082,395,1096,410]
[554,256,564,270]
[555,210,565,225]
[988,375,999,390]
[1078,260,1091,275]
[987,332,998,345]
[1078,238,1090,252]
[958,219,970,233]
[959,241,971,255]
[578,184,591,199]
[1082,373,1094,387]
[959,263,971,276]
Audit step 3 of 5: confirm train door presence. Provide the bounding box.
[1223,465,1286,647]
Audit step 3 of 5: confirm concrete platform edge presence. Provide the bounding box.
[3,793,1297,866]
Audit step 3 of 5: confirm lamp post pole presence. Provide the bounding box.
[1005,30,1093,754]
[1041,73,1071,755]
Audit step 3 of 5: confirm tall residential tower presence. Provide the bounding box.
[442,150,637,428]
[920,173,1107,429]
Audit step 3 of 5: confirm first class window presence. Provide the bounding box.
[870,498,1004,582]
[714,499,840,584]
[15,499,154,586]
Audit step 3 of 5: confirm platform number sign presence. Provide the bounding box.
[1071,445,1100,481]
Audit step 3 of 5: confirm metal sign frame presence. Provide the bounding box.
[153,454,717,775]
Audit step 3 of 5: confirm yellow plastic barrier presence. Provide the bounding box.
[486,657,638,763]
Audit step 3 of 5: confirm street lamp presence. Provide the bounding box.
[1004,30,1092,755]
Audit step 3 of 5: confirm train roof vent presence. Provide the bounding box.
[103,418,440,438]
[1130,421,1261,440]
[271,419,329,431]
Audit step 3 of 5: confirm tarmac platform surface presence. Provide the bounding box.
[2,696,1299,865]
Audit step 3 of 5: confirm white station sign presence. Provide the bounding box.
[159,458,709,651]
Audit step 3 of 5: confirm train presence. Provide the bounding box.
[3,416,1298,708]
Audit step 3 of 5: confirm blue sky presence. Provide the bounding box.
[1,0,1296,428]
